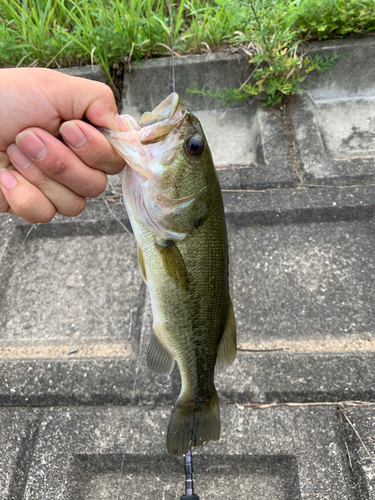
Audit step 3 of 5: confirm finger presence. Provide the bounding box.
[0,168,56,224]
[15,128,107,198]
[0,152,12,213]
[7,144,87,217]
[0,186,9,214]
[60,120,126,175]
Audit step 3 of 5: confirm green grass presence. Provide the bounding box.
[0,0,242,80]
[1,0,375,102]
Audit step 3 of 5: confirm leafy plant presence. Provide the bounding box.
[290,0,375,39]
[188,0,340,106]
[189,41,337,107]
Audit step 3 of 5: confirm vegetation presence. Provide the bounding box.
[188,0,373,106]
[1,0,374,104]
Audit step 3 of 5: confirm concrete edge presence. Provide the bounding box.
[2,183,375,231]
[56,65,107,84]
[0,352,373,407]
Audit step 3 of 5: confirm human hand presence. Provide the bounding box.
[0,68,126,223]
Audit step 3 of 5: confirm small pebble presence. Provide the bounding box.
[67,347,78,355]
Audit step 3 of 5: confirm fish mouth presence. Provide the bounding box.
[138,93,187,145]
[100,93,188,178]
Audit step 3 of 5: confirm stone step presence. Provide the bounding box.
[0,405,357,500]
[0,352,374,407]
[121,52,250,113]
[1,186,375,406]
[2,186,374,348]
[342,407,375,499]
[291,94,375,186]
[301,36,375,100]
[61,37,375,191]
[0,408,38,499]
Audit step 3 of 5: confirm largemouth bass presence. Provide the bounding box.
[102,93,236,455]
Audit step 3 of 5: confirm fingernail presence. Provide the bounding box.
[116,114,127,131]
[116,113,141,132]
[17,131,47,160]
[7,144,32,170]
[0,169,17,190]
[60,122,87,149]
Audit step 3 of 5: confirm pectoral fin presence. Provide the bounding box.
[216,296,237,370]
[137,244,147,284]
[155,239,189,290]
[147,329,175,375]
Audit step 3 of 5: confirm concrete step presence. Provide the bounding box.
[1,186,375,407]
[0,408,38,499]
[0,405,357,500]
[342,407,375,499]
[3,186,375,351]
[120,36,375,190]
[0,351,374,408]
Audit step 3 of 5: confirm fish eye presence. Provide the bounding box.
[185,135,204,157]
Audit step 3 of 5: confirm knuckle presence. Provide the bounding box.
[99,83,115,101]
[18,194,55,224]
[61,196,86,217]
[86,174,107,198]
[33,173,51,192]
[91,150,125,175]
[44,157,70,179]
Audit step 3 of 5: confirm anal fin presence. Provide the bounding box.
[155,239,189,290]
[216,296,237,370]
[137,244,147,284]
[147,329,175,375]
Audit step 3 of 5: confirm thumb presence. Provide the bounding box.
[49,70,121,131]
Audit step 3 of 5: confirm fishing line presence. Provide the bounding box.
[167,0,176,92]
[116,324,145,500]
[102,197,134,240]
[116,4,178,498]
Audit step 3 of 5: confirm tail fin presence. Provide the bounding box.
[166,391,220,455]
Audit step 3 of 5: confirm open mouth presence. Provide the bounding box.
[100,93,187,178]
[138,93,187,145]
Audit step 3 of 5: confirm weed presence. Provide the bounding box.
[188,0,343,106]
[188,40,338,107]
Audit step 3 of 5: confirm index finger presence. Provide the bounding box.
[0,152,12,213]
[60,120,126,175]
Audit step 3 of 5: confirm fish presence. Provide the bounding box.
[101,93,236,455]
